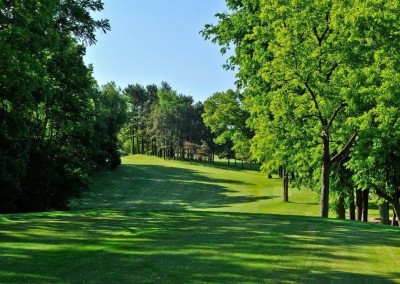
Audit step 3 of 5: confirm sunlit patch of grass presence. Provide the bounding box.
[0,211,399,283]
[71,155,320,216]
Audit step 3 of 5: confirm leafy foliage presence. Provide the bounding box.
[119,82,213,161]
[0,0,125,213]
[203,89,252,162]
[203,0,400,218]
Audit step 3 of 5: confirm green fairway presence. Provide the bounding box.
[0,155,399,283]
[72,155,320,216]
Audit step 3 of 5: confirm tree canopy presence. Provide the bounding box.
[119,82,214,161]
[203,0,400,219]
[0,0,120,212]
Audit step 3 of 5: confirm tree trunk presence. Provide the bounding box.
[392,209,397,226]
[325,132,358,218]
[349,191,356,220]
[228,158,230,166]
[284,175,289,202]
[131,136,135,155]
[136,135,140,154]
[234,159,237,167]
[283,167,289,202]
[362,188,369,222]
[268,173,272,179]
[336,195,346,219]
[379,202,390,225]
[320,137,331,218]
[279,166,283,178]
[391,197,400,227]
[356,189,362,221]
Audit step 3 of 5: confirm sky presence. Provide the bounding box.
[84,0,236,102]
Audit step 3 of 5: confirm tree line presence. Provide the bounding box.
[117,82,261,169]
[118,82,216,162]
[0,1,126,213]
[202,0,400,225]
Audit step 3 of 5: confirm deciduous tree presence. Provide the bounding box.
[203,0,400,217]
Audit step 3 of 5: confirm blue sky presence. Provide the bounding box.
[84,0,236,102]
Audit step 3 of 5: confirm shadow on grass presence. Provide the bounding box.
[72,164,276,211]
[0,211,399,283]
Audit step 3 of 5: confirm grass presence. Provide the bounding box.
[0,155,399,283]
[72,155,320,216]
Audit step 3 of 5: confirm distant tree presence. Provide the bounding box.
[203,90,252,166]
[118,81,214,162]
[197,142,211,164]
[194,102,216,160]
[183,141,198,163]
[96,82,127,168]
[123,84,148,154]
[146,84,209,159]
[120,83,159,155]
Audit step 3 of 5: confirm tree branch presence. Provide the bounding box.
[304,82,327,127]
[331,132,358,164]
[313,26,321,45]
[327,102,348,130]
[313,12,330,46]
[326,62,339,82]
[320,15,330,42]
[374,188,394,204]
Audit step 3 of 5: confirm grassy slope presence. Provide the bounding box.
[72,155,320,216]
[0,155,398,283]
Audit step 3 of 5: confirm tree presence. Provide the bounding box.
[120,83,159,155]
[330,161,356,219]
[348,103,400,226]
[145,83,210,160]
[203,0,400,217]
[118,81,216,163]
[197,142,211,164]
[183,141,198,163]
[194,102,216,161]
[95,82,127,168]
[0,0,111,212]
[123,84,148,154]
[203,89,252,166]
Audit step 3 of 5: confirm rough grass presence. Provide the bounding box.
[0,155,398,283]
